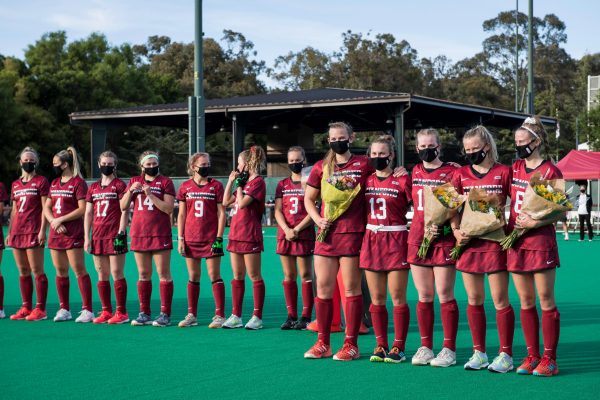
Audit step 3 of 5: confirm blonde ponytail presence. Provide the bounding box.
[55,146,83,178]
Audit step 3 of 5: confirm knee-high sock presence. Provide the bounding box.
[332,279,342,326]
[212,279,225,317]
[97,280,112,313]
[520,307,540,358]
[0,275,4,310]
[542,308,560,360]
[137,280,152,315]
[231,279,245,317]
[393,304,410,351]
[187,281,200,316]
[56,276,70,311]
[316,297,333,345]
[467,304,486,353]
[344,294,363,346]
[417,301,434,349]
[369,304,388,348]
[252,280,265,319]
[441,300,459,351]
[282,280,298,319]
[114,278,127,314]
[35,274,48,311]
[19,275,33,309]
[496,305,515,356]
[77,274,93,312]
[159,280,174,316]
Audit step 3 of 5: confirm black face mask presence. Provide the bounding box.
[369,156,391,171]
[53,165,64,177]
[418,148,438,163]
[329,140,350,155]
[100,165,115,176]
[238,170,250,180]
[516,141,536,159]
[581,189,586,193]
[144,166,159,177]
[465,149,487,166]
[197,166,209,178]
[288,162,304,174]
[21,162,36,173]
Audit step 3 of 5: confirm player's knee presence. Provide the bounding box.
[518,294,536,309]
[467,293,484,306]
[537,292,555,309]
[370,293,386,305]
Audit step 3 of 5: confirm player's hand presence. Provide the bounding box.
[284,227,297,241]
[84,239,92,254]
[316,217,332,231]
[142,184,151,196]
[234,171,249,188]
[50,217,63,231]
[427,224,440,239]
[447,162,461,168]
[515,213,538,229]
[37,231,45,247]
[211,237,224,256]
[56,224,67,234]
[392,166,408,177]
[113,231,127,253]
[129,182,142,192]
[178,238,185,256]
[453,228,469,246]
[228,170,239,182]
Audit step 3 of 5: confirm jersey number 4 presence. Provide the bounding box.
[369,197,387,220]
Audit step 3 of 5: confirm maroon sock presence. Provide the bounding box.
[77,274,93,312]
[393,304,410,351]
[441,300,459,351]
[212,280,225,317]
[97,280,112,313]
[332,285,342,326]
[542,308,560,360]
[231,279,245,317]
[467,304,486,353]
[496,305,515,356]
[137,280,152,315]
[19,275,33,310]
[0,275,3,309]
[301,280,314,319]
[187,281,200,316]
[35,274,48,311]
[282,280,298,319]
[160,280,174,316]
[344,294,363,346]
[114,278,127,314]
[369,304,388,348]
[56,276,70,311]
[417,301,434,349]
[253,280,265,319]
[316,297,333,345]
[520,307,540,358]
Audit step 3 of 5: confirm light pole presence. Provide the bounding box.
[189,0,206,156]
[527,0,534,115]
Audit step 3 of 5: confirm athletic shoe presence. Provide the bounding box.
[516,355,541,375]
[208,315,226,329]
[178,313,198,328]
[488,352,514,373]
[384,347,406,364]
[10,306,31,320]
[280,317,296,330]
[304,340,332,359]
[0,309,5,319]
[464,350,489,370]
[75,309,94,323]
[222,314,243,329]
[369,346,388,362]
[532,356,559,377]
[359,322,370,335]
[130,312,153,326]
[25,308,47,321]
[93,311,113,324]
[411,346,435,365]
[293,317,311,330]
[333,343,360,361]
[245,315,263,330]
[152,312,171,327]
[107,311,129,325]
[430,347,457,367]
[307,320,343,333]
[53,308,72,322]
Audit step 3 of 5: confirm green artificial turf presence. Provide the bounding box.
[0,227,599,399]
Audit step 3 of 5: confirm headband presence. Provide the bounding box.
[520,125,539,139]
[141,154,159,164]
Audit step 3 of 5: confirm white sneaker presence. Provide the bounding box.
[411,346,435,365]
[53,308,73,322]
[430,347,457,367]
[0,309,5,319]
[208,315,226,329]
[222,314,243,329]
[564,235,569,241]
[75,309,94,323]
[178,313,198,328]
[464,350,489,370]
[244,315,263,330]
[488,352,514,373]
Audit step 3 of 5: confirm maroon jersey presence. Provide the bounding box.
[127,175,176,239]
[86,178,127,240]
[10,176,49,235]
[0,183,7,244]
[509,160,562,250]
[177,178,224,243]
[228,176,266,243]
[407,163,457,246]
[365,173,412,226]
[49,176,88,239]
[275,177,315,241]
[451,163,511,252]
[306,154,374,233]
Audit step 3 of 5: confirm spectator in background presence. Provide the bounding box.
[577,182,594,242]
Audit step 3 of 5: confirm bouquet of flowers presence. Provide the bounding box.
[317,169,361,242]
[500,171,573,250]
[450,188,506,260]
[417,183,465,258]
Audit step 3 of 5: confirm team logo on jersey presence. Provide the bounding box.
[392,181,400,186]
[440,173,447,177]
[157,182,162,185]
[353,162,361,166]
[210,187,215,191]
[494,176,501,180]
[461,178,469,182]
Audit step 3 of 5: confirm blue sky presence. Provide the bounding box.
[1,0,598,86]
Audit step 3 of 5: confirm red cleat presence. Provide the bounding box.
[10,307,31,320]
[516,355,541,375]
[107,311,129,325]
[333,343,360,361]
[304,340,333,359]
[93,311,113,324]
[359,322,370,335]
[25,308,47,321]
[533,356,559,377]
[306,320,343,333]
